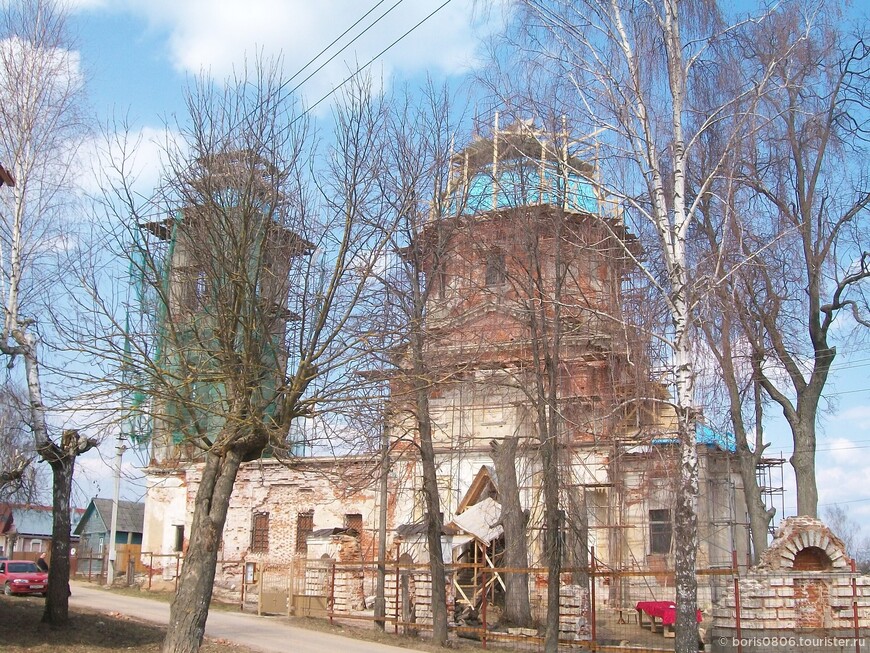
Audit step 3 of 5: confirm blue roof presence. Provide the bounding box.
[452,163,599,216]
[651,424,736,453]
[6,506,83,537]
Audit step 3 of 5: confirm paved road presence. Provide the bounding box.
[69,582,408,653]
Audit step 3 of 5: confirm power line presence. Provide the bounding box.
[286,0,391,85]
[287,0,407,96]
[819,497,870,507]
[294,0,455,122]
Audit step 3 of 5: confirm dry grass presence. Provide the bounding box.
[0,594,255,653]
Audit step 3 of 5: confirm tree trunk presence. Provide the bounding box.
[490,437,532,627]
[540,433,562,653]
[162,448,243,653]
[567,484,590,589]
[738,450,772,562]
[672,311,700,653]
[42,450,73,624]
[374,423,389,630]
[673,411,699,653]
[17,335,93,625]
[414,375,448,646]
[791,415,818,517]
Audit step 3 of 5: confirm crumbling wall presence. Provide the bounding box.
[140,470,187,576]
[712,517,870,653]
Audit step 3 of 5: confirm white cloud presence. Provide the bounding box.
[79,125,180,202]
[82,0,503,105]
[831,405,870,432]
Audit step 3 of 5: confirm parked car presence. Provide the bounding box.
[0,560,48,596]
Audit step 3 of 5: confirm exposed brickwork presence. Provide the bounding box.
[758,516,850,571]
[712,518,870,637]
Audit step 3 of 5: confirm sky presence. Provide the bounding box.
[14,0,869,543]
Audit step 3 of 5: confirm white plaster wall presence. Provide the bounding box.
[141,471,188,571]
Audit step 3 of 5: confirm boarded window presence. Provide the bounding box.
[485,250,506,286]
[173,525,185,552]
[296,510,314,555]
[251,512,269,553]
[649,509,672,554]
[344,513,363,535]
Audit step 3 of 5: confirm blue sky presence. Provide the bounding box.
[56,1,870,539]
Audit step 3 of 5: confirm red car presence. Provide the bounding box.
[0,559,48,596]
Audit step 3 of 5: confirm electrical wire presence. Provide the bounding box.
[286,0,407,96]
[293,0,455,122]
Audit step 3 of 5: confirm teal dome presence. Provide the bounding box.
[453,160,598,216]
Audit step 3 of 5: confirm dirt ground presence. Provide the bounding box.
[0,585,673,652]
[0,594,255,653]
[0,589,484,653]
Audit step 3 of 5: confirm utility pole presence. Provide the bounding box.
[106,436,124,585]
[374,415,390,630]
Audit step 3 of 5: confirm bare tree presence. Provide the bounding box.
[692,143,776,561]
[0,0,94,625]
[77,65,392,653]
[823,504,870,567]
[729,5,870,519]
[376,86,462,646]
[503,1,786,649]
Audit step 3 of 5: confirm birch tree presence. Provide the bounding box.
[506,1,782,649]
[0,0,93,625]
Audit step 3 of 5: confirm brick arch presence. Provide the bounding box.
[764,517,850,571]
[793,546,833,571]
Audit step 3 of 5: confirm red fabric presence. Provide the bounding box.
[635,601,702,626]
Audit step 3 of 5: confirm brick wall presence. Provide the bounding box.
[711,517,869,651]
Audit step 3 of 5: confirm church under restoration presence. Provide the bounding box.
[140,122,751,615]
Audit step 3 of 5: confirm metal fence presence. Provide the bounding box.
[246,555,869,652]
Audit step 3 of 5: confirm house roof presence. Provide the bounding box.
[0,503,84,537]
[650,423,736,453]
[74,499,144,536]
[395,521,461,539]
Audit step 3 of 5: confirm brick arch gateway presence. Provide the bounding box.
[710,517,868,653]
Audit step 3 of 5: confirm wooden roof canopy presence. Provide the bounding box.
[0,164,15,188]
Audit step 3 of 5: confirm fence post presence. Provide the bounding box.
[394,544,400,634]
[148,552,153,591]
[175,553,180,593]
[329,560,336,626]
[852,559,861,653]
[288,559,295,618]
[481,566,487,650]
[258,564,265,617]
[732,549,742,653]
[590,545,597,646]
